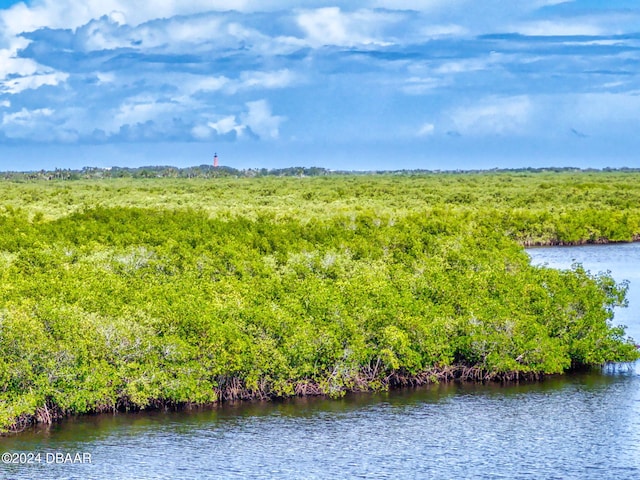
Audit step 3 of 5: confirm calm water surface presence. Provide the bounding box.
[1,244,639,480]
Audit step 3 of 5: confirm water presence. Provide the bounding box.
[1,244,639,480]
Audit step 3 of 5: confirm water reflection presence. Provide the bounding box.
[2,371,639,480]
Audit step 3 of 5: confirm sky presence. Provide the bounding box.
[0,0,639,171]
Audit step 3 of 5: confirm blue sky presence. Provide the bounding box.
[1,0,639,171]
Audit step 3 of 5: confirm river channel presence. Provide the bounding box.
[1,243,639,479]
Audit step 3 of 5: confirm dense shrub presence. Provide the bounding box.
[0,172,639,431]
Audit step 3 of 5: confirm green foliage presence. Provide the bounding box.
[0,171,638,431]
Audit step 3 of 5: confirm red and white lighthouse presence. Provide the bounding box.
[213,152,219,167]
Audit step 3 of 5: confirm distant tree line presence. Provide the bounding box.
[2,165,639,181]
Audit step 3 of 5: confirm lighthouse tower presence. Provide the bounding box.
[213,152,219,168]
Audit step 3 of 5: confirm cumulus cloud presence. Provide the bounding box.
[0,6,305,144]
[205,115,245,137]
[0,0,638,154]
[175,100,284,141]
[70,13,259,53]
[112,96,180,130]
[0,106,78,142]
[0,0,249,36]
[242,100,284,139]
[0,46,38,79]
[296,7,401,47]
[2,71,69,94]
[2,107,54,125]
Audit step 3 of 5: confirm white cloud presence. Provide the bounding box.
[0,0,637,153]
[369,0,573,36]
[108,10,127,25]
[417,123,435,137]
[0,0,612,43]
[402,52,516,95]
[420,24,468,38]
[449,96,533,136]
[111,96,180,132]
[177,70,296,97]
[76,16,129,51]
[65,12,304,60]
[0,0,247,36]
[192,101,284,141]
[2,107,54,125]
[1,72,69,94]
[297,7,349,46]
[238,70,297,91]
[205,115,245,137]
[190,124,211,140]
[434,56,499,75]
[242,100,284,139]
[403,76,444,94]
[1,107,63,141]
[513,20,606,36]
[297,7,399,47]
[0,13,71,100]
[112,15,225,51]
[371,0,570,12]
[601,80,626,89]
[0,45,39,79]
[371,0,569,10]
[511,11,640,37]
[0,1,367,40]
[96,72,116,84]
[0,1,109,38]
[179,75,230,96]
[370,0,458,11]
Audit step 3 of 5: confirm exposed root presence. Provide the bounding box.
[1,365,554,435]
[294,382,323,396]
[6,401,65,434]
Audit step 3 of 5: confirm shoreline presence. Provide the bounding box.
[1,364,601,435]
[522,235,640,248]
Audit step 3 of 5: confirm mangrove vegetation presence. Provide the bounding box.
[1,169,639,432]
